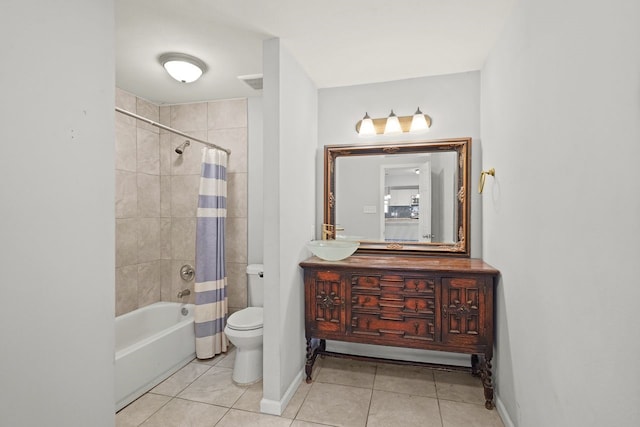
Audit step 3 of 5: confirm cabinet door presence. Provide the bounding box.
[306,270,346,334]
[441,277,487,346]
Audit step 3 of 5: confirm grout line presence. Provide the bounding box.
[363,364,378,427]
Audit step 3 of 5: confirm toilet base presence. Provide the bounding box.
[231,346,263,385]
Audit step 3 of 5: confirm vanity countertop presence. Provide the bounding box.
[300,255,499,275]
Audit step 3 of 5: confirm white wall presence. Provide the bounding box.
[481,1,640,425]
[318,71,482,256]
[248,96,264,264]
[261,38,317,415]
[0,1,115,426]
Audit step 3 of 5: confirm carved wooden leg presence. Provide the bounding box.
[305,337,314,383]
[319,339,327,358]
[479,355,495,410]
[471,354,480,377]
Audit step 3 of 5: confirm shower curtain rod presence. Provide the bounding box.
[115,107,231,155]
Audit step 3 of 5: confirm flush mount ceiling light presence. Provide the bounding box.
[159,53,207,83]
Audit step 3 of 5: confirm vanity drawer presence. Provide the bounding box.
[404,277,436,294]
[351,293,435,316]
[352,275,380,290]
[350,313,436,342]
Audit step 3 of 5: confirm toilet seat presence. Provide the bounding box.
[227,307,263,331]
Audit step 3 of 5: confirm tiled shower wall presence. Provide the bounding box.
[115,88,248,316]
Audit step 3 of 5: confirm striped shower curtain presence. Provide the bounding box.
[194,147,229,359]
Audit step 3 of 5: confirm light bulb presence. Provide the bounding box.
[358,112,376,136]
[384,110,402,134]
[410,107,429,132]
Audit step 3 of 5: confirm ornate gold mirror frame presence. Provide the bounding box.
[324,138,471,257]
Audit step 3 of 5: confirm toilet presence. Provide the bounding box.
[224,264,264,385]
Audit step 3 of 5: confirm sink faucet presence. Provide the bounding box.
[177,289,191,298]
[322,224,335,240]
[322,223,344,240]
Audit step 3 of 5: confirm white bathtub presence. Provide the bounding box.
[115,302,195,412]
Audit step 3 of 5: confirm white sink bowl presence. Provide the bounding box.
[306,240,359,261]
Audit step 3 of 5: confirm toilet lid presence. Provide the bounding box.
[227,307,263,331]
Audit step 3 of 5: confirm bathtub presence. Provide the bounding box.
[115,302,195,412]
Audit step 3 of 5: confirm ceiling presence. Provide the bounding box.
[116,0,514,105]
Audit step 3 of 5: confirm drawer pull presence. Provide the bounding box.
[414,322,420,334]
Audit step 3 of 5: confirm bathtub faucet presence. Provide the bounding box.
[177,289,191,298]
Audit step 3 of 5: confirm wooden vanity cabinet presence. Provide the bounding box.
[300,255,499,409]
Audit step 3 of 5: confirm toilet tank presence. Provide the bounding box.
[246,264,264,307]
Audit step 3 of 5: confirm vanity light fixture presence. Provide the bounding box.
[159,53,207,83]
[410,107,430,132]
[383,110,402,134]
[355,108,432,135]
[358,112,376,136]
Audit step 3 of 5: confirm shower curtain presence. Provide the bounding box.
[194,147,229,359]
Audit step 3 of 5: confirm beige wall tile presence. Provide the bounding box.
[115,265,138,316]
[136,128,159,174]
[226,262,247,310]
[226,217,248,263]
[208,98,247,130]
[171,218,196,260]
[138,218,161,263]
[137,261,161,308]
[137,173,160,217]
[115,93,248,309]
[170,102,208,132]
[115,120,136,172]
[115,170,137,218]
[159,133,171,175]
[159,105,170,129]
[160,259,172,301]
[160,175,171,217]
[226,172,247,219]
[115,88,136,127]
[116,218,138,267]
[208,128,247,173]
[136,97,159,134]
[160,218,171,259]
[171,175,200,217]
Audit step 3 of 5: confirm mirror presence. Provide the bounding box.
[324,138,470,256]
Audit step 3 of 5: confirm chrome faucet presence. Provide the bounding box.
[177,289,191,298]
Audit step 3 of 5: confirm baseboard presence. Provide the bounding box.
[326,341,469,367]
[495,394,516,427]
[260,369,303,416]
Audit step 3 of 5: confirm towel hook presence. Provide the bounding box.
[478,168,495,194]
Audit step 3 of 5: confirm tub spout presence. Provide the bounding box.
[177,289,191,298]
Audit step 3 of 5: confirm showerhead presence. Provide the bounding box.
[175,140,190,155]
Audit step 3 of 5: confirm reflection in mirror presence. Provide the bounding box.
[325,139,470,256]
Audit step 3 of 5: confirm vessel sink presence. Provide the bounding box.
[306,240,359,261]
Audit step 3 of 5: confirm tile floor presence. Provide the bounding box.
[116,349,505,427]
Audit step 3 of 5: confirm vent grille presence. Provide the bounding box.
[238,74,263,90]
